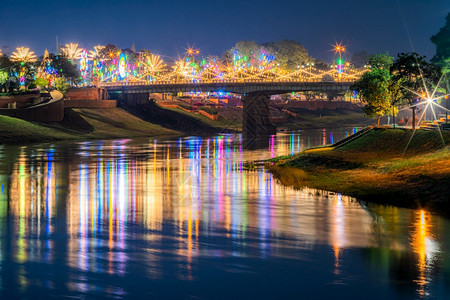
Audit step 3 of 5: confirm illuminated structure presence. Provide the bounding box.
[79,49,89,79]
[10,47,37,63]
[118,52,127,80]
[61,43,83,61]
[333,43,346,74]
[5,43,366,87]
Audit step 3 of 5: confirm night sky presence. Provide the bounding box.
[0,0,448,61]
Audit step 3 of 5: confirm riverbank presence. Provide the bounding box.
[123,102,241,133]
[280,107,375,129]
[268,128,450,213]
[0,108,181,144]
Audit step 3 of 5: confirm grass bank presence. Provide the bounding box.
[123,102,241,134]
[268,128,450,213]
[281,108,374,129]
[0,108,180,144]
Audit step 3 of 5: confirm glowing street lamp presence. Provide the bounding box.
[333,43,346,75]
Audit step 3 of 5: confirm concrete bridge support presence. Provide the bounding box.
[326,91,340,101]
[243,91,276,141]
[120,92,149,106]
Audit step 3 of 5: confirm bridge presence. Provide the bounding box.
[96,51,362,138]
[101,79,355,138]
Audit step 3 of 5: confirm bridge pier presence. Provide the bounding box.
[242,91,276,141]
[119,92,149,106]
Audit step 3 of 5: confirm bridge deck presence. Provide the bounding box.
[102,80,355,94]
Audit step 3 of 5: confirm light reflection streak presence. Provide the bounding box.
[0,130,445,298]
[410,210,439,298]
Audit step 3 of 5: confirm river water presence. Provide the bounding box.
[0,128,449,299]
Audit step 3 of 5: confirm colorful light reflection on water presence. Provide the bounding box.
[0,130,449,299]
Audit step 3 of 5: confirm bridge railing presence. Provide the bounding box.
[100,78,355,87]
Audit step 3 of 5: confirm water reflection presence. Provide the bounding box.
[0,129,449,299]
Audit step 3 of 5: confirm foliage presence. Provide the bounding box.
[47,53,81,83]
[224,40,310,71]
[263,40,310,70]
[0,70,9,93]
[0,71,8,85]
[224,41,259,62]
[34,77,49,89]
[99,44,121,61]
[54,77,71,95]
[367,53,394,70]
[391,52,442,103]
[9,60,37,89]
[431,13,450,66]
[353,68,399,125]
[0,55,12,71]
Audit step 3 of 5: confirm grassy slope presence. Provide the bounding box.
[0,108,180,144]
[123,103,241,134]
[281,108,374,129]
[0,115,73,143]
[164,107,241,131]
[269,129,450,212]
[71,108,180,139]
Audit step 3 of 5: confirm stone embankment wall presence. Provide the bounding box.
[0,93,40,108]
[0,88,116,122]
[0,99,64,122]
[66,88,108,100]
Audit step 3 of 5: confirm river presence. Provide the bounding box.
[0,128,449,299]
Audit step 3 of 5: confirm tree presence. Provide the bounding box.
[99,44,121,61]
[431,13,450,67]
[47,53,81,84]
[224,40,311,71]
[353,68,399,125]
[224,41,261,67]
[0,71,8,93]
[263,40,310,71]
[367,53,394,70]
[34,77,49,89]
[54,77,71,96]
[0,55,12,71]
[390,52,442,104]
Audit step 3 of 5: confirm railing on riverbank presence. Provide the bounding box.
[333,126,374,149]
